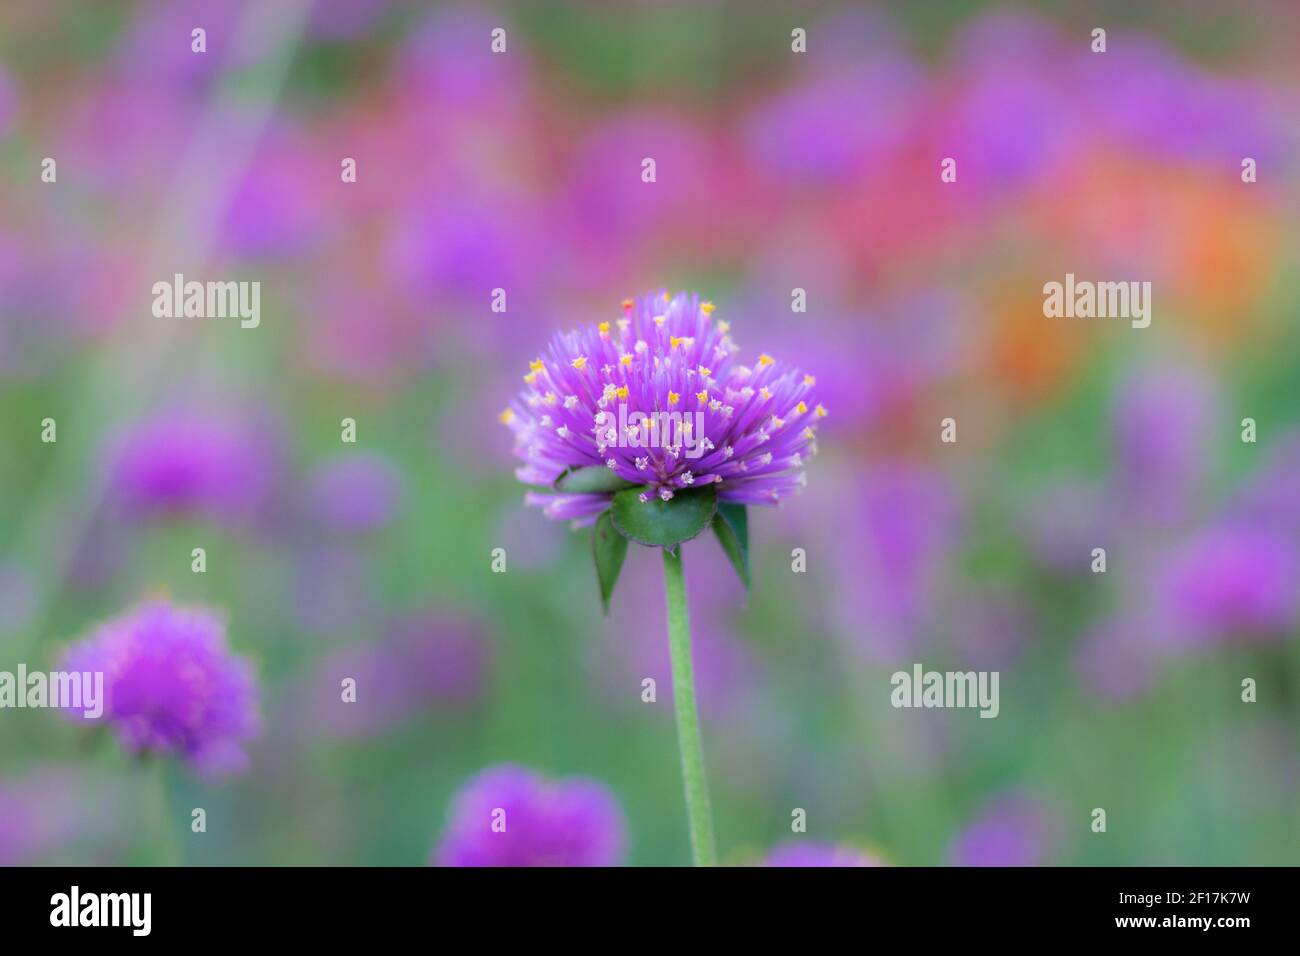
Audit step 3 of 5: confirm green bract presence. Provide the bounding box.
[592,511,629,614]
[554,465,639,494]
[610,485,718,549]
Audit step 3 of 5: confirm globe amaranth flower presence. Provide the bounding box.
[500,291,825,523]
[105,408,283,523]
[61,600,261,778]
[433,764,626,867]
[948,793,1055,867]
[1155,521,1300,644]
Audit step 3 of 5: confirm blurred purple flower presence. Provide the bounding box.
[1156,521,1300,645]
[764,841,883,867]
[305,453,404,535]
[309,611,490,737]
[939,12,1079,189]
[0,768,126,865]
[61,600,261,778]
[385,192,543,307]
[563,115,725,273]
[1074,37,1288,168]
[433,764,626,867]
[105,409,284,523]
[504,292,824,523]
[50,85,194,195]
[949,792,1054,866]
[1111,363,1218,524]
[1232,428,1300,534]
[220,128,329,260]
[743,54,919,185]
[395,6,530,116]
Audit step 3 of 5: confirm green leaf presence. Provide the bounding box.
[609,485,718,549]
[712,502,750,589]
[554,465,639,494]
[592,510,629,614]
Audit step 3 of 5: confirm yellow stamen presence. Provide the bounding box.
[498,408,515,424]
[620,353,633,366]
[653,315,666,327]
[530,358,545,372]
[701,302,716,316]
[697,366,711,377]
[616,385,629,400]
[758,353,774,367]
[796,401,808,415]
[803,374,816,386]
[523,371,538,384]
[571,356,587,371]
[598,321,610,336]
[670,335,684,349]
[696,390,708,403]
[667,391,680,406]
[759,386,772,400]
[815,404,828,418]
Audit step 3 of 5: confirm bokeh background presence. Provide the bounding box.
[2,0,1299,866]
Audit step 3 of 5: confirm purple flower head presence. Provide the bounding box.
[939,11,1079,190]
[763,841,884,867]
[502,293,824,524]
[105,409,283,523]
[1156,522,1300,645]
[949,792,1055,867]
[61,600,261,778]
[1073,36,1289,169]
[743,53,919,186]
[220,127,328,260]
[433,764,626,867]
[1110,362,1218,524]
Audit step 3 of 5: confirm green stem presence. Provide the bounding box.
[154,761,181,866]
[661,547,718,866]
